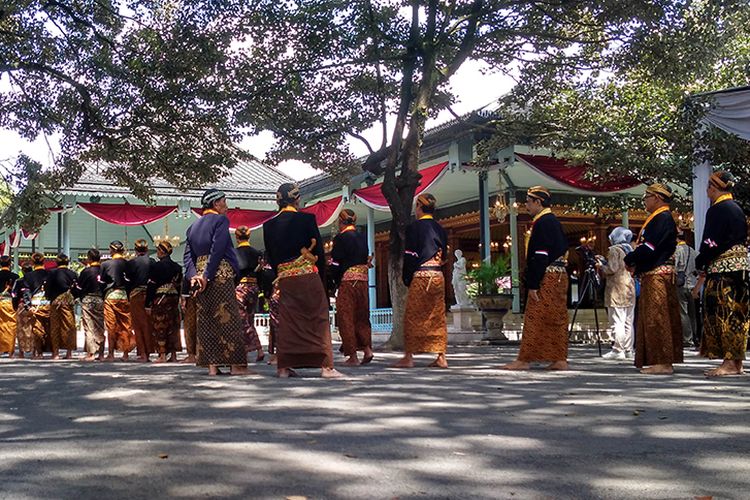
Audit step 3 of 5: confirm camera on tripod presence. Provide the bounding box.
[576,244,602,288]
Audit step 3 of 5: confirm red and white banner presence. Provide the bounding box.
[77,202,177,226]
[352,161,449,211]
[515,153,640,193]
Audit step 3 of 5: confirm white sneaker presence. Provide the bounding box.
[602,350,626,360]
[625,350,634,359]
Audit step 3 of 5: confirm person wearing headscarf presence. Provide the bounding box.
[179,276,197,364]
[184,189,248,375]
[73,248,106,361]
[263,183,341,378]
[0,255,19,357]
[146,240,183,363]
[623,183,682,374]
[393,193,449,369]
[597,227,636,360]
[12,261,37,358]
[502,186,569,371]
[330,209,374,366]
[24,253,50,358]
[234,225,265,362]
[46,253,78,360]
[101,240,135,361]
[127,239,156,362]
[692,171,749,377]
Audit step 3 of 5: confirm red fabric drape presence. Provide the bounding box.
[352,161,449,211]
[192,208,277,231]
[515,153,640,192]
[300,196,344,227]
[77,203,177,226]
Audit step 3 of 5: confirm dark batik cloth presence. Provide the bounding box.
[525,212,568,290]
[402,217,448,287]
[130,287,155,356]
[701,271,750,360]
[268,283,280,355]
[336,280,372,357]
[276,272,334,369]
[49,292,76,351]
[404,271,447,354]
[81,295,105,355]
[151,294,182,353]
[635,272,683,368]
[695,198,747,271]
[195,257,246,367]
[236,282,262,352]
[517,271,569,362]
[181,277,198,356]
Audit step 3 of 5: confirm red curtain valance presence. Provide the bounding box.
[300,196,344,227]
[192,207,277,231]
[77,203,177,226]
[515,153,641,193]
[352,162,449,211]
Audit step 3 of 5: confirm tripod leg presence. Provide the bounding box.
[569,279,592,339]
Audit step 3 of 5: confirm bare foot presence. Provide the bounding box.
[545,361,569,371]
[168,353,177,363]
[499,360,531,371]
[268,354,278,366]
[180,355,196,364]
[640,364,673,375]
[153,356,167,364]
[344,356,360,366]
[277,368,300,378]
[361,350,374,364]
[705,362,743,377]
[230,365,255,376]
[255,351,265,363]
[65,352,73,360]
[103,354,115,363]
[392,355,414,368]
[321,367,344,378]
[208,364,220,376]
[428,354,448,368]
[82,354,96,362]
[51,355,60,360]
[135,355,149,363]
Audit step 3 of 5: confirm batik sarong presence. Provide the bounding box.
[700,246,750,360]
[151,289,182,354]
[236,279,262,353]
[15,305,36,353]
[635,266,683,368]
[404,262,447,355]
[0,293,16,352]
[182,296,197,356]
[129,286,155,356]
[30,292,51,351]
[276,256,334,369]
[268,284,280,355]
[517,268,569,362]
[81,295,105,355]
[336,267,372,357]
[49,291,76,351]
[195,257,247,367]
[104,289,135,353]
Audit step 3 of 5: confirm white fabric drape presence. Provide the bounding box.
[704,88,750,140]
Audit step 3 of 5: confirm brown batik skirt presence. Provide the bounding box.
[701,271,750,361]
[404,271,447,354]
[31,301,51,351]
[276,272,334,369]
[15,304,36,353]
[0,295,16,352]
[50,292,77,351]
[195,257,247,367]
[81,295,105,355]
[635,270,683,368]
[236,281,262,353]
[336,279,372,357]
[104,291,135,353]
[151,293,182,354]
[518,270,569,362]
[268,284,280,354]
[130,287,155,356]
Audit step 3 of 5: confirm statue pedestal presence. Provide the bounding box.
[447,306,483,344]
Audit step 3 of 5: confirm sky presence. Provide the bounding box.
[0,60,516,181]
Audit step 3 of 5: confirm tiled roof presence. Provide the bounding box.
[59,158,293,202]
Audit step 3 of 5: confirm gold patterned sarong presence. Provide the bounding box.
[195,257,246,367]
[130,286,155,356]
[50,291,76,351]
[0,294,16,352]
[81,295,105,355]
[104,290,135,353]
[517,270,569,362]
[404,257,447,354]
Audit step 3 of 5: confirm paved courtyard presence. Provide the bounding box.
[0,345,748,499]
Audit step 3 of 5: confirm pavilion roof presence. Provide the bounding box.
[59,157,293,203]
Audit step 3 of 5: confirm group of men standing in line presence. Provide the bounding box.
[1,173,748,378]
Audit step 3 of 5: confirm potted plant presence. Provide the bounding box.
[466,255,514,341]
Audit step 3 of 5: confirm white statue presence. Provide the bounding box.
[452,249,472,308]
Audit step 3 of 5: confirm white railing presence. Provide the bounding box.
[253,307,393,333]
